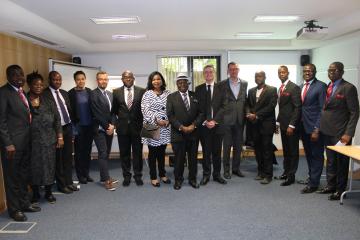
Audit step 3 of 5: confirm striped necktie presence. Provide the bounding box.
[182,92,190,111]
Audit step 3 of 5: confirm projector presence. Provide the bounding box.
[296,27,328,40]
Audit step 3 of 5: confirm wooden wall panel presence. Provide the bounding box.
[0,32,72,213]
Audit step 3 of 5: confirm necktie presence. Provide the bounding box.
[206,85,212,120]
[301,82,310,103]
[127,88,133,109]
[55,90,70,124]
[18,87,31,122]
[326,82,334,103]
[182,92,190,111]
[279,83,285,95]
[103,90,112,111]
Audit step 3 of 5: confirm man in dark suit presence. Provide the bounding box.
[167,74,204,190]
[299,64,327,194]
[276,65,302,186]
[0,65,41,221]
[68,71,94,184]
[319,62,359,200]
[218,62,248,179]
[42,71,77,194]
[91,71,117,191]
[111,70,145,187]
[195,64,227,185]
[246,71,277,184]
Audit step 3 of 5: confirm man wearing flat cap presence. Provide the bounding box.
[167,74,204,190]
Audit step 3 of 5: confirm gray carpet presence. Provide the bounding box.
[1,157,360,240]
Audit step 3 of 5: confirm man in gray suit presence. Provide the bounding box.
[219,62,248,179]
[318,62,359,200]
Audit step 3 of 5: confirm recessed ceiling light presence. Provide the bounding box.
[90,16,141,24]
[112,34,147,40]
[235,32,273,38]
[254,15,301,22]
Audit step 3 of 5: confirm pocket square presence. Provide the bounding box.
[281,92,291,97]
[335,94,345,99]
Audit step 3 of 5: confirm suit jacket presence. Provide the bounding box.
[246,85,278,135]
[166,91,204,142]
[42,87,74,123]
[301,78,327,134]
[111,85,145,135]
[195,82,226,133]
[90,88,115,131]
[277,81,302,131]
[68,87,92,124]
[218,78,248,126]
[0,83,31,150]
[320,79,359,137]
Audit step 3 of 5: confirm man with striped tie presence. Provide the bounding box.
[112,71,145,187]
[167,74,204,190]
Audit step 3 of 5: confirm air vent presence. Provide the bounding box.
[15,31,58,46]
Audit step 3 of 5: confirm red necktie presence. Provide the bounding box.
[18,87,31,123]
[326,82,334,103]
[279,84,285,94]
[301,82,310,103]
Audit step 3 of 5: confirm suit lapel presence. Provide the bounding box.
[226,79,237,100]
[177,91,189,114]
[256,85,267,103]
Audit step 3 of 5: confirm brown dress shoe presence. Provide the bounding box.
[105,180,116,191]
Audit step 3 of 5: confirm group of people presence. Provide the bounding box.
[0,60,358,222]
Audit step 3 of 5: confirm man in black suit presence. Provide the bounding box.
[218,62,248,179]
[319,62,359,200]
[195,65,226,185]
[299,64,327,194]
[246,71,277,184]
[167,74,204,190]
[276,65,302,186]
[42,71,77,194]
[91,71,117,191]
[0,65,41,221]
[111,70,145,187]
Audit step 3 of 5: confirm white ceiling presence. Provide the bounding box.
[1,0,360,54]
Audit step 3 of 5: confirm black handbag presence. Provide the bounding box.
[140,123,160,140]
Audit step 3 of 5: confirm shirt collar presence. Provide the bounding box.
[304,79,314,86]
[9,83,20,91]
[282,79,290,86]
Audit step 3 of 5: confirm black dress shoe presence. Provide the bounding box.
[328,191,344,201]
[174,181,182,190]
[189,180,200,189]
[135,178,144,186]
[78,177,87,184]
[280,178,295,186]
[10,211,27,222]
[200,176,210,185]
[161,177,171,184]
[232,170,245,178]
[68,184,79,191]
[223,172,231,179]
[58,186,73,194]
[316,187,336,194]
[301,186,318,194]
[123,178,131,187]
[260,178,272,184]
[213,176,227,184]
[45,194,57,204]
[23,204,41,212]
[274,174,287,180]
[86,176,94,182]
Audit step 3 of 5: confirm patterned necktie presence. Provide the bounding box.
[279,83,285,95]
[127,88,133,109]
[55,90,70,124]
[326,82,334,103]
[103,90,112,111]
[182,92,190,111]
[301,82,310,103]
[206,85,212,120]
[18,87,31,122]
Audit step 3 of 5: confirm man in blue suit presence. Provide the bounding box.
[299,64,327,193]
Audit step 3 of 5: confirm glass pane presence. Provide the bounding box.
[158,57,188,93]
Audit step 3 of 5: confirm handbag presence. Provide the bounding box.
[140,123,160,140]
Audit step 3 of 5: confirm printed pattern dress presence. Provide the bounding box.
[141,90,171,147]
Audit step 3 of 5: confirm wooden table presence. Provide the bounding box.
[327,145,360,204]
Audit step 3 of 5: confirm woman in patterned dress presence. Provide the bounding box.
[141,71,171,187]
[27,72,63,204]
